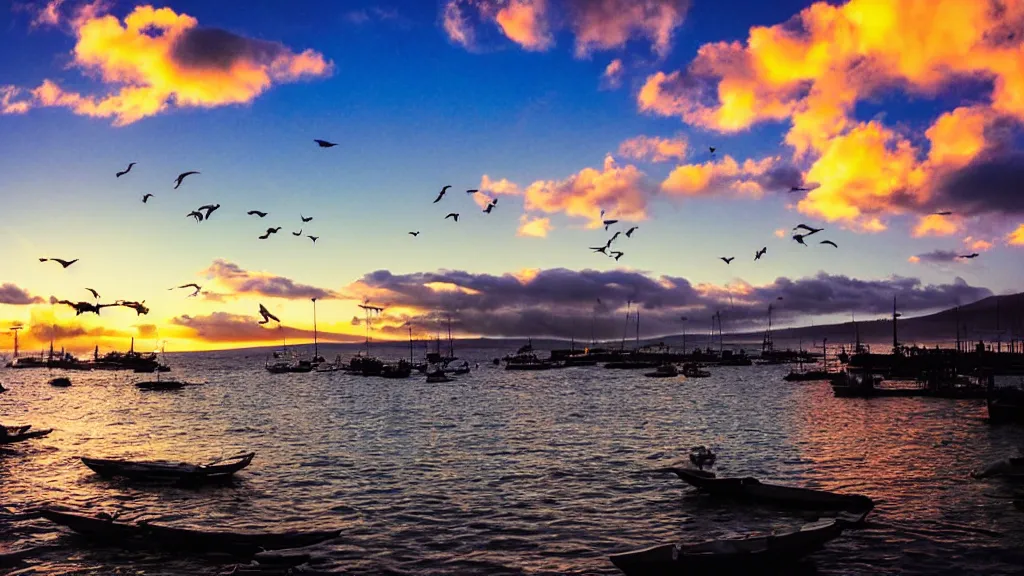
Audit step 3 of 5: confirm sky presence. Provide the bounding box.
[0,0,1022,353]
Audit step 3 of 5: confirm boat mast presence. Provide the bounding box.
[358,303,385,357]
[312,297,318,359]
[717,311,723,356]
[408,325,414,363]
[10,326,21,358]
[892,296,900,353]
[635,308,640,349]
[621,300,631,351]
[447,315,453,358]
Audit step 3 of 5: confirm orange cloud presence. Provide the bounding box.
[495,0,552,51]
[3,4,332,125]
[523,155,652,228]
[1008,224,1024,246]
[908,255,921,263]
[602,58,624,89]
[31,0,65,28]
[661,155,777,198]
[774,229,786,238]
[517,214,553,237]
[618,134,688,163]
[912,214,961,238]
[963,236,994,252]
[0,86,30,114]
[474,174,521,209]
[202,259,338,300]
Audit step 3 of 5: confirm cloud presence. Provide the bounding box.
[135,324,158,338]
[517,214,553,237]
[618,134,688,163]
[933,153,1024,216]
[774,229,786,238]
[343,267,991,338]
[601,58,623,89]
[473,174,521,209]
[523,154,654,227]
[1008,224,1024,246]
[661,155,797,198]
[0,284,45,306]
[345,7,400,24]
[910,250,962,264]
[202,259,337,300]
[963,236,994,252]
[171,312,359,344]
[912,214,961,238]
[2,4,332,125]
[0,86,30,114]
[635,0,1024,235]
[442,0,689,57]
[31,0,64,28]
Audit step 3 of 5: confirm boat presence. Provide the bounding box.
[681,363,711,378]
[89,341,161,372]
[380,360,412,379]
[0,427,53,445]
[783,370,830,382]
[426,368,454,383]
[644,364,679,378]
[504,348,554,371]
[135,380,188,391]
[49,376,71,387]
[609,515,862,576]
[689,446,716,470]
[80,452,255,482]
[40,509,339,556]
[972,456,1024,480]
[664,468,874,512]
[0,383,6,393]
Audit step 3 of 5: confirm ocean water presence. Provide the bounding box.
[3,347,1024,575]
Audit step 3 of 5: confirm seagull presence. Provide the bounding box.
[408,231,420,236]
[85,288,100,299]
[142,194,154,203]
[301,214,313,223]
[793,233,809,246]
[709,146,716,155]
[39,258,78,268]
[793,224,823,235]
[116,300,149,316]
[116,162,136,178]
[292,229,303,236]
[610,251,624,261]
[198,204,220,220]
[590,245,609,255]
[483,203,496,214]
[625,226,639,238]
[602,219,618,231]
[789,186,811,193]
[820,240,838,248]
[314,139,337,148]
[934,211,953,216]
[434,185,451,203]
[258,303,280,324]
[308,236,319,244]
[755,247,767,261]
[258,227,281,239]
[173,171,199,189]
[720,257,734,264]
[466,189,479,194]
[445,213,459,222]
[170,284,202,297]
[56,300,114,316]
[247,210,268,217]
[600,209,606,219]
[607,231,621,245]
[186,210,204,222]
[959,253,980,259]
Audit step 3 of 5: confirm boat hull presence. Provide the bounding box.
[80,452,255,481]
[0,428,53,445]
[669,468,873,512]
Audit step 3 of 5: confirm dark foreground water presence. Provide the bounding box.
[3,347,1024,575]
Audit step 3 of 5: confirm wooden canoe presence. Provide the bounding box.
[0,428,53,445]
[135,380,187,390]
[666,468,874,512]
[610,516,855,575]
[81,452,255,481]
[40,509,340,556]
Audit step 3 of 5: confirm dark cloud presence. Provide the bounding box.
[934,152,1024,216]
[0,283,44,305]
[203,259,337,300]
[912,250,962,264]
[27,322,126,342]
[135,324,159,339]
[348,268,991,339]
[170,28,287,71]
[171,312,360,344]
[761,164,810,193]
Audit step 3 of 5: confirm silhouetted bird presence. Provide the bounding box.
[483,203,495,214]
[934,211,953,216]
[793,224,823,235]
[793,234,808,246]
[142,194,153,203]
[186,210,204,222]
[789,186,810,193]
[607,231,621,245]
[314,139,337,148]
[959,253,980,259]
[170,283,202,297]
[247,210,268,217]
[445,213,459,222]
[301,214,313,223]
[85,288,100,299]
[603,219,618,231]
[292,229,303,236]
[625,226,639,238]
[57,300,114,316]
[258,227,281,239]
[755,247,767,261]
[308,236,319,244]
[820,240,838,248]
[408,231,420,236]
[258,303,280,325]
[600,209,606,218]
[39,258,78,268]
[611,251,624,261]
[116,162,136,178]
[720,257,734,264]
[173,171,199,189]
[117,300,149,315]
[434,185,451,203]
[709,146,716,155]
[590,245,609,255]
[466,189,479,194]
[198,204,220,220]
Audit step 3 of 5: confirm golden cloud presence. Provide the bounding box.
[495,0,552,51]
[1008,224,1024,246]
[661,155,776,197]
[3,4,332,125]
[602,58,624,89]
[912,214,961,238]
[474,174,521,209]
[618,134,688,163]
[517,214,553,237]
[523,155,653,228]
[963,236,994,252]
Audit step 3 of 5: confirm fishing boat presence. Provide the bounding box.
[664,468,874,512]
[972,456,1024,480]
[609,515,862,576]
[40,509,339,556]
[644,364,679,378]
[426,368,454,383]
[784,339,831,381]
[0,427,53,445]
[89,340,161,372]
[505,344,554,371]
[135,380,188,390]
[0,383,6,393]
[681,363,711,378]
[80,452,255,482]
[49,376,71,387]
[380,360,412,379]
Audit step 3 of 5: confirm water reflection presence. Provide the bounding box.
[2,352,1024,574]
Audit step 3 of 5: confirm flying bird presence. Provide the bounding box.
[186,210,204,222]
[720,257,734,264]
[610,251,624,261]
[116,162,136,178]
[934,211,953,216]
[959,253,980,259]
[247,210,268,217]
[445,213,459,222]
[198,204,220,220]
[170,283,202,297]
[625,226,639,238]
[820,240,838,248]
[793,234,809,246]
[292,229,303,236]
[789,186,811,193]
[117,300,149,316]
[434,185,451,203]
[39,258,78,268]
[142,194,154,203]
[483,203,496,214]
[793,224,823,235]
[258,303,280,325]
[607,231,621,245]
[85,288,100,299]
[755,247,767,261]
[56,300,114,316]
[408,231,420,236]
[308,235,319,244]
[590,245,609,255]
[709,146,716,155]
[258,227,281,239]
[602,219,618,231]
[466,189,479,194]
[600,209,606,219]
[314,139,337,148]
[301,214,313,223]
[173,171,199,189]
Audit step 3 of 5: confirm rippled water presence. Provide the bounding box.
[4,347,1024,575]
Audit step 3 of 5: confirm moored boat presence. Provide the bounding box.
[49,376,71,387]
[0,427,53,445]
[80,452,255,482]
[783,369,830,382]
[681,363,711,378]
[426,368,454,383]
[644,364,679,378]
[972,456,1024,480]
[135,380,189,391]
[663,468,874,512]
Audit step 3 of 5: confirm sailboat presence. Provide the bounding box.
[137,342,193,390]
[265,328,315,374]
[784,339,831,381]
